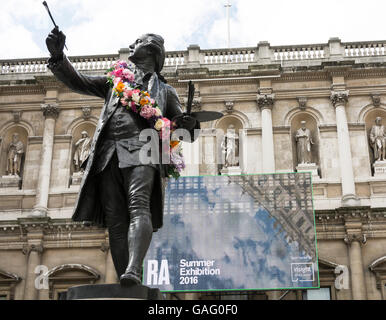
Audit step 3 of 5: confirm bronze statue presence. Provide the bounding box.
[295,121,314,164]
[46,27,200,286]
[370,117,386,162]
[6,133,24,176]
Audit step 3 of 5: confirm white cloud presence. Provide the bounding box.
[227,0,386,47]
[0,1,45,58]
[1,0,386,59]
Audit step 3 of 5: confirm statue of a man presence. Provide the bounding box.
[46,27,200,286]
[369,117,386,162]
[295,121,314,164]
[6,133,24,176]
[221,124,239,167]
[73,131,91,172]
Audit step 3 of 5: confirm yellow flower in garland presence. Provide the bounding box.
[114,82,125,94]
[170,140,180,149]
[140,96,150,106]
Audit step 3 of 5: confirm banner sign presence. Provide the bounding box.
[143,172,319,292]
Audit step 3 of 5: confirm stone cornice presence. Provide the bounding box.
[0,208,385,249]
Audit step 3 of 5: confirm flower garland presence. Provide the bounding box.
[106,60,185,179]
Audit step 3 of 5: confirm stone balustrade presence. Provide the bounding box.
[0,54,118,75]
[1,38,385,75]
[272,44,325,60]
[69,54,118,71]
[201,47,255,64]
[164,51,186,66]
[344,41,386,57]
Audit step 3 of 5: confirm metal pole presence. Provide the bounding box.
[224,1,231,48]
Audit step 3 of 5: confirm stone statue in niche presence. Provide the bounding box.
[295,121,314,164]
[6,133,24,176]
[221,124,239,168]
[369,117,386,163]
[73,131,91,172]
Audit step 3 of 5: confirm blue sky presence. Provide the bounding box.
[1,0,385,59]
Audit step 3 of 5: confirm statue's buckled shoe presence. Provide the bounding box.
[120,271,141,286]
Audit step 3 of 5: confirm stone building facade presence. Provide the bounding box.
[1,38,386,300]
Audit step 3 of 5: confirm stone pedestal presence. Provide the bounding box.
[0,175,21,189]
[220,166,242,175]
[71,171,84,185]
[373,160,386,177]
[64,284,164,300]
[296,163,319,180]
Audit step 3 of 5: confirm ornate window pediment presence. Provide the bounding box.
[369,256,386,299]
[0,269,21,300]
[46,264,100,300]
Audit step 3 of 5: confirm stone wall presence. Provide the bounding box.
[1,38,386,299]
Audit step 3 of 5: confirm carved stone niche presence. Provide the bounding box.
[0,126,28,189]
[70,123,96,186]
[364,108,386,176]
[215,116,243,175]
[290,114,321,179]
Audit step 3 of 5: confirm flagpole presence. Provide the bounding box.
[224,1,232,48]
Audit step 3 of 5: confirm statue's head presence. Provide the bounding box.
[228,124,235,130]
[128,34,165,74]
[12,133,19,143]
[81,131,88,138]
[301,120,306,129]
[375,117,382,125]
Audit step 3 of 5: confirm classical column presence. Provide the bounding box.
[32,104,60,217]
[257,93,275,173]
[330,91,359,206]
[23,242,43,300]
[344,229,367,300]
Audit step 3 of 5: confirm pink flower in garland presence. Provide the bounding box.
[123,88,134,100]
[122,68,135,82]
[113,68,123,78]
[160,117,171,140]
[120,97,128,106]
[139,105,156,119]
